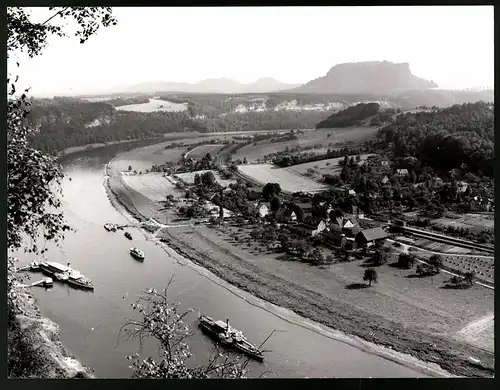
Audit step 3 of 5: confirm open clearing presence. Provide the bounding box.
[185,144,225,159]
[174,170,236,188]
[115,98,188,113]
[121,173,182,201]
[238,164,329,193]
[234,127,378,162]
[288,153,376,178]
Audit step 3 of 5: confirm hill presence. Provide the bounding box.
[105,78,301,94]
[291,61,438,94]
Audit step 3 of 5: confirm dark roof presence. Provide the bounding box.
[276,208,294,218]
[356,227,388,242]
[296,202,314,210]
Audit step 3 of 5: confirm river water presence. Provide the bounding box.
[15,141,428,378]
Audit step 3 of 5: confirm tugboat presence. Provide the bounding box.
[130,247,145,260]
[124,232,132,240]
[198,314,264,361]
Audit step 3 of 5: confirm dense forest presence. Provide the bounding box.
[316,103,381,128]
[27,97,331,154]
[371,102,494,178]
[27,98,204,154]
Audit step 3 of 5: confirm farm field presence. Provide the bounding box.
[185,144,225,159]
[234,127,378,162]
[115,98,188,112]
[121,173,182,201]
[174,170,236,188]
[393,237,494,286]
[238,164,329,193]
[288,153,376,178]
[433,213,494,232]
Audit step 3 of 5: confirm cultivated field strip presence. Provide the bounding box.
[121,173,181,201]
[238,164,329,193]
[185,144,225,159]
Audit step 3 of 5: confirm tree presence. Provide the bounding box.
[309,248,324,266]
[397,253,416,269]
[7,6,117,378]
[262,183,281,201]
[270,196,281,213]
[201,171,216,188]
[119,282,249,378]
[371,248,388,266]
[128,165,132,171]
[325,255,335,268]
[428,254,443,273]
[363,268,378,286]
[464,271,475,286]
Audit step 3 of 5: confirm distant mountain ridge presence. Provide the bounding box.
[290,61,439,95]
[107,77,302,94]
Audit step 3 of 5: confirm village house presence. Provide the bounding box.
[292,219,327,237]
[396,168,409,177]
[457,181,469,193]
[380,175,390,185]
[322,229,347,248]
[434,177,444,187]
[354,227,389,248]
[253,202,270,218]
[275,208,297,223]
[381,160,390,167]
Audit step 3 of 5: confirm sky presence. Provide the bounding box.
[8,6,494,96]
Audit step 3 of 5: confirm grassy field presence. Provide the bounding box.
[185,144,225,159]
[234,127,378,163]
[238,164,329,193]
[115,98,188,113]
[288,153,376,178]
[121,173,182,201]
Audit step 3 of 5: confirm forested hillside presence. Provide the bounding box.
[27,97,331,154]
[372,102,494,177]
[316,102,381,128]
[27,98,204,154]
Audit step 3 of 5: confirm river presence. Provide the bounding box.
[14,141,429,378]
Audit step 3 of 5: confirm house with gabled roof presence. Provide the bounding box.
[355,227,388,248]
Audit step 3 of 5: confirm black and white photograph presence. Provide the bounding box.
[7,5,494,379]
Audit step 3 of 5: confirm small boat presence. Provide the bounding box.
[32,277,53,288]
[124,232,132,240]
[198,315,264,361]
[130,247,145,260]
[104,223,116,232]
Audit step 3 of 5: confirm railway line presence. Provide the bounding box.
[391,224,494,255]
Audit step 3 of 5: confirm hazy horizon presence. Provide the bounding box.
[8,6,494,96]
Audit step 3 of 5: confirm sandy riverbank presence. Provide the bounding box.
[105,154,494,378]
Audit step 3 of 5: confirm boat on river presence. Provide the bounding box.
[130,247,145,260]
[38,261,94,290]
[198,314,264,361]
[104,223,116,232]
[124,232,132,240]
